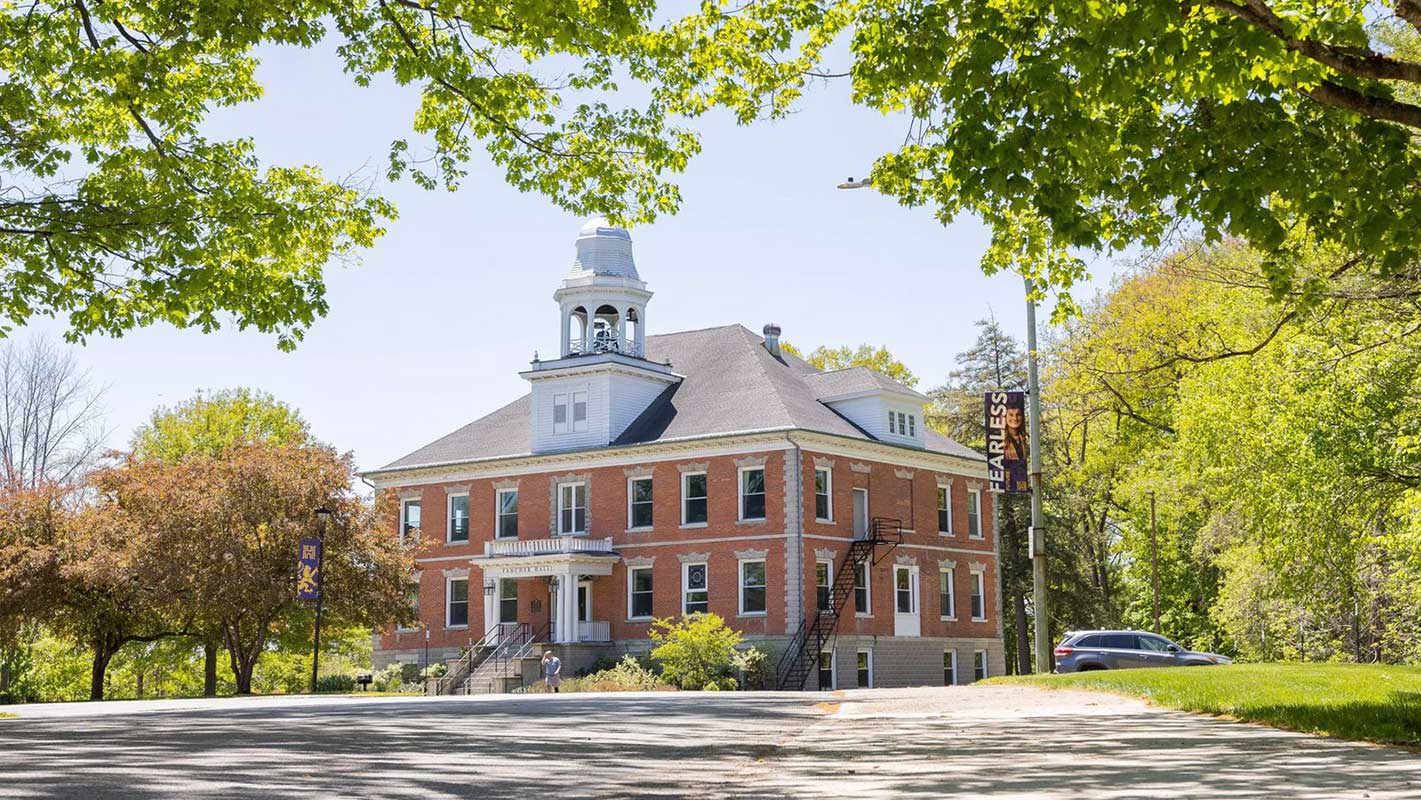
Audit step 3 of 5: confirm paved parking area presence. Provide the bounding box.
[2,686,1417,798]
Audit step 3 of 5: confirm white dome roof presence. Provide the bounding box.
[570,216,639,280]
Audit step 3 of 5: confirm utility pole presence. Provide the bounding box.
[1025,278,1050,674]
[1149,491,1160,634]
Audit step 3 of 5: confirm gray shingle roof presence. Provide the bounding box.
[800,366,929,401]
[376,324,982,471]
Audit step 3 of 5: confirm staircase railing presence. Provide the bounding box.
[432,622,517,696]
[776,517,903,690]
[462,622,549,694]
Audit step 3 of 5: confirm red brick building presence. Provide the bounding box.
[363,219,1004,689]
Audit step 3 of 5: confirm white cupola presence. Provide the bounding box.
[523,218,680,456]
[555,217,652,358]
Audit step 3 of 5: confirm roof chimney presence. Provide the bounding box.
[763,323,783,360]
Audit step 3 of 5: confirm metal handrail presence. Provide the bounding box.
[433,622,518,695]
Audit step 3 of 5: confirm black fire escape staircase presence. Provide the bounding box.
[775,517,903,690]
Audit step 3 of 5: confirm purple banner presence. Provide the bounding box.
[985,391,1030,493]
[297,538,322,600]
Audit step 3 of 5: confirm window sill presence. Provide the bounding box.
[940,616,957,622]
[494,535,519,541]
[855,613,873,619]
[627,616,652,623]
[972,617,987,623]
[968,535,984,541]
[679,522,709,530]
[736,518,767,526]
[445,625,469,631]
[938,531,954,537]
[446,539,470,546]
[815,517,834,524]
[738,612,768,619]
[626,526,654,534]
[557,531,589,537]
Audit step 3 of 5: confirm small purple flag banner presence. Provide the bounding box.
[985,391,1030,494]
[297,538,322,600]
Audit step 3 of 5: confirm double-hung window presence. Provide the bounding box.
[816,561,832,613]
[447,493,469,543]
[937,486,951,535]
[400,499,421,546]
[628,477,654,529]
[888,411,896,434]
[497,579,518,624]
[683,562,709,614]
[739,560,767,615]
[974,650,989,681]
[496,489,519,539]
[818,650,835,690]
[967,489,982,539]
[814,468,832,522]
[856,650,873,688]
[940,568,956,619]
[682,472,708,526]
[944,650,958,685]
[908,414,916,437]
[558,482,587,535]
[552,390,589,434]
[446,578,469,628]
[970,569,986,620]
[739,467,766,521]
[895,566,917,614]
[853,561,870,616]
[629,567,654,619]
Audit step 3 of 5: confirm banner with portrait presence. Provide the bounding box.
[985,391,1029,493]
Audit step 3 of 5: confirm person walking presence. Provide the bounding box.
[541,651,562,693]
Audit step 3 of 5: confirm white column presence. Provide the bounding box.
[564,567,581,644]
[560,306,571,357]
[582,305,594,352]
[483,577,498,641]
[634,305,645,355]
[617,306,628,353]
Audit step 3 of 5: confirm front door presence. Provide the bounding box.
[852,489,869,540]
[893,565,920,637]
[577,581,592,625]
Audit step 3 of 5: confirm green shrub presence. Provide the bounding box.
[732,645,772,690]
[421,662,446,680]
[315,674,355,693]
[555,654,673,693]
[649,613,743,690]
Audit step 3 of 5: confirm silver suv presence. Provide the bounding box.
[1053,630,1232,672]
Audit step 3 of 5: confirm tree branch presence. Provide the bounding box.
[1207,0,1421,86]
[1302,80,1421,129]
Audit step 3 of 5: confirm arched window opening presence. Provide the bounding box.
[592,304,622,353]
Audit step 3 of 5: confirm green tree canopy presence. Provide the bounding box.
[131,388,311,461]
[782,342,918,388]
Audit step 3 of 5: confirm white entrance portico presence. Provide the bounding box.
[471,537,618,644]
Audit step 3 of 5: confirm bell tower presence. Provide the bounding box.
[523,218,680,455]
[555,218,652,358]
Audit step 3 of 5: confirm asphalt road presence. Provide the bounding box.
[2,686,1417,798]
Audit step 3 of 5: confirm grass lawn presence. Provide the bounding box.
[989,662,1421,747]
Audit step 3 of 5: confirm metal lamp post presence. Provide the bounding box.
[838,175,1051,672]
[311,506,334,693]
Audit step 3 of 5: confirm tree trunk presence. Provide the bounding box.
[1014,591,1031,674]
[203,637,218,697]
[89,646,115,701]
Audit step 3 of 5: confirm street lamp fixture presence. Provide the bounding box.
[310,506,334,694]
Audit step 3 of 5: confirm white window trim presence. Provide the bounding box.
[940,567,957,621]
[738,558,768,617]
[819,648,837,690]
[967,488,983,539]
[937,484,952,536]
[908,414,916,437]
[814,467,834,523]
[945,650,958,685]
[681,471,708,528]
[974,649,989,681]
[894,564,919,615]
[816,559,833,612]
[558,481,587,536]
[495,488,518,540]
[627,566,654,620]
[856,648,874,688]
[627,476,654,532]
[446,491,469,544]
[737,465,767,522]
[571,389,589,433]
[854,560,871,617]
[400,498,421,547]
[970,568,987,621]
[682,561,709,615]
[553,392,570,435]
[887,410,896,434]
[444,575,469,630]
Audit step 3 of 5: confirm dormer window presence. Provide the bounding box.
[553,391,589,434]
[897,412,907,435]
[908,414,916,437]
[888,411,896,434]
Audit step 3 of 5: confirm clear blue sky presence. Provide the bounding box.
[23,41,1123,472]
